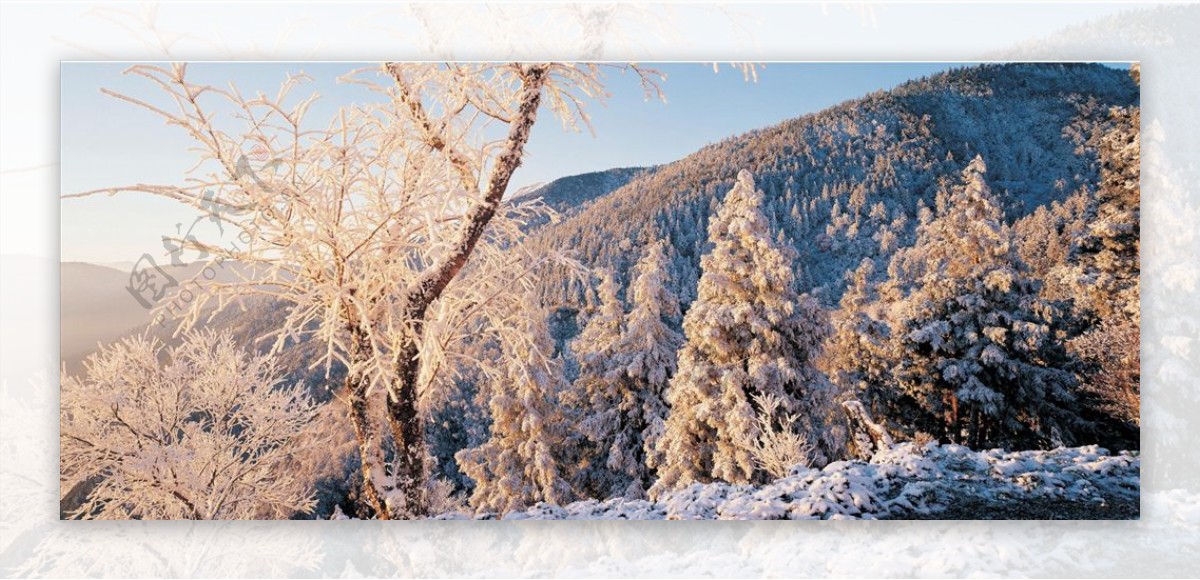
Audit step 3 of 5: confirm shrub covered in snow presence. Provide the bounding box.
[61,331,326,520]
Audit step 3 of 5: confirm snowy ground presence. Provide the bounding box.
[432,443,1139,520]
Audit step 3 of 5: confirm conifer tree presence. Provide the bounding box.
[1072,63,1140,322]
[455,293,574,515]
[821,258,911,432]
[573,270,626,381]
[611,240,685,497]
[1063,64,1141,447]
[571,246,687,499]
[568,269,629,497]
[652,171,832,494]
[889,156,1078,449]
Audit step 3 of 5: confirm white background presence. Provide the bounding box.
[2,2,1198,577]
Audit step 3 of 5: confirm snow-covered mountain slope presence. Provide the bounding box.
[525,63,1138,308]
[512,166,651,227]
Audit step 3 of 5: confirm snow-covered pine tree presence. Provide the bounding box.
[651,170,833,495]
[1072,98,1141,320]
[567,269,628,497]
[609,239,685,497]
[570,246,686,499]
[1076,64,1141,316]
[1062,64,1141,448]
[821,258,914,435]
[455,291,574,515]
[573,270,626,382]
[889,156,1078,449]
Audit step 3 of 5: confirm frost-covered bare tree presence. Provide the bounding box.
[65,62,662,517]
[748,393,817,479]
[60,331,324,520]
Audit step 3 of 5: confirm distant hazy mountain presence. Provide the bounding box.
[60,260,252,374]
[60,262,155,373]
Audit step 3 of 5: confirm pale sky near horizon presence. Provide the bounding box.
[60,61,1128,265]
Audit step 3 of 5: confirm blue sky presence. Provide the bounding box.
[60,61,1118,264]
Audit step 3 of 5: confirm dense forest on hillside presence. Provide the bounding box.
[528,63,1136,308]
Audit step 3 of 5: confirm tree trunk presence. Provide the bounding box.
[343,325,390,519]
[946,392,960,444]
[377,64,551,517]
[345,369,390,519]
[385,338,426,517]
[843,399,894,461]
[968,407,982,449]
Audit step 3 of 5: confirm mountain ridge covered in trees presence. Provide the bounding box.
[526,63,1137,309]
[511,166,652,225]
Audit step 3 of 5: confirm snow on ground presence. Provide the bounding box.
[432,443,1139,520]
